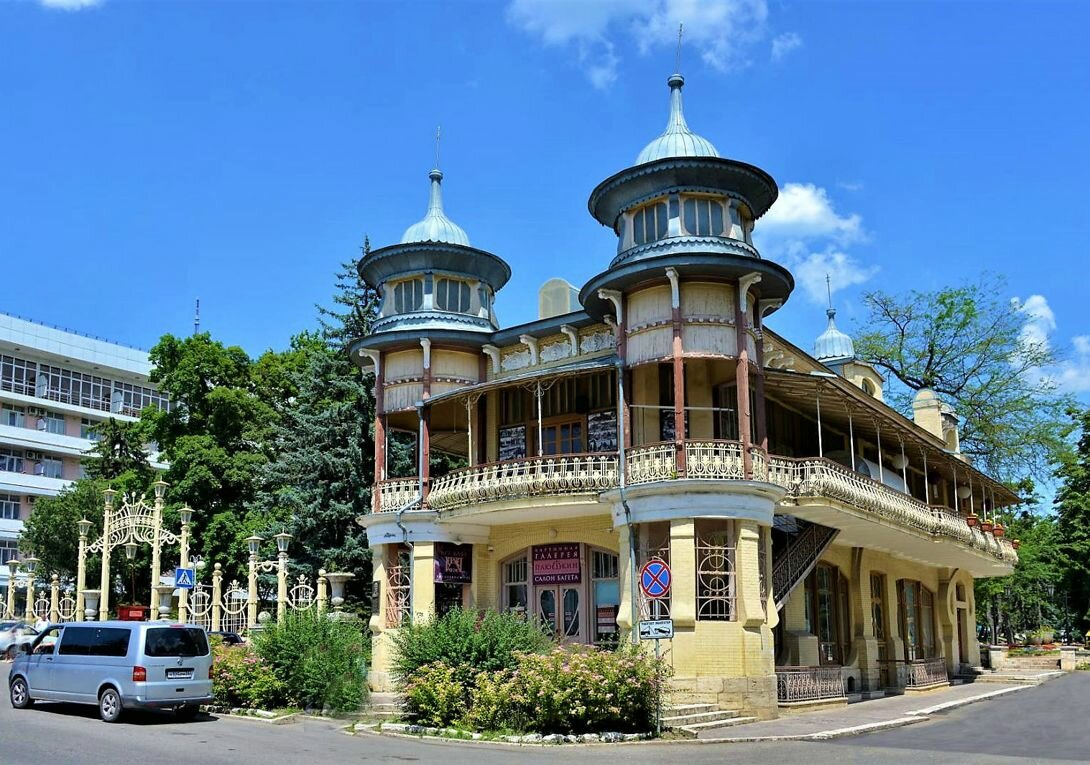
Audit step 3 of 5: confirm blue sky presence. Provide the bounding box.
[1,0,1088,397]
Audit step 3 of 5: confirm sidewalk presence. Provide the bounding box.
[697,681,1027,741]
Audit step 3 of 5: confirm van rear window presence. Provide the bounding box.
[144,627,209,657]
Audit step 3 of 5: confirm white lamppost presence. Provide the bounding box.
[177,506,194,623]
[76,518,92,622]
[275,533,292,623]
[22,556,39,622]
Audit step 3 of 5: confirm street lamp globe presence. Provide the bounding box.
[274,533,293,554]
[103,488,117,508]
[153,480,168,501]
[78,519,92,538]
[246,535,264,556]
[22,557,39,575]
[178,506,194,526]
[124,542,138,561]
[6,559,19,578]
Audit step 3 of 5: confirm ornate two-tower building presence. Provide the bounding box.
[353,71,1016,719]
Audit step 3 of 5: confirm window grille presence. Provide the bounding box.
[696,520,736,621]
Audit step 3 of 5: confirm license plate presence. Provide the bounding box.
[166,669,193,680]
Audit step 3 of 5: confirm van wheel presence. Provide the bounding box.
[10,677,33,709]
[98,687,123,723]
[175,704,200,721]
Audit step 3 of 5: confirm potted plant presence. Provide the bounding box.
[993,522,1005,537]
[1012,539,1021,550]
[981,518,994,533]
[966,513,980,527]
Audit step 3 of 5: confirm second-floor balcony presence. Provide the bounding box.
[372,439,1017,567]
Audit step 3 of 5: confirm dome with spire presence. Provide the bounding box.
[814,307,855,361]
[636,73,720,165]
[400,169,471,247]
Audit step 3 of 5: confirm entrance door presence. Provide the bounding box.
[957,608,969,665]
[537,586,583,641]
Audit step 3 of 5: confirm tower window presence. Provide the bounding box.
[392,279,424,313]
[682,196,725,237]
[861,378,875,397]
[435,278,471,313]
[632,201,668,246]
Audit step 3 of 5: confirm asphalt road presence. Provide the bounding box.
[1,671,1087,764]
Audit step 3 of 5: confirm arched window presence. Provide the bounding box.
[392,279,424,313]
[681,196,725,237]
[435,278,471,313]
[631,200,668,246]
[861,378,876,397]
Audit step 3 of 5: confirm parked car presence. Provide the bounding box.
[7,621,213,722]
[0,622,37,660]
[208,631,245,646]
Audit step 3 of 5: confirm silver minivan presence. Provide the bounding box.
[7,621,213,722]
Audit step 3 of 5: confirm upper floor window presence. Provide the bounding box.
[435,278,471,313]
[2,405,25,428]
[0,449,23,474]
[40,412,66,435]
[0,494,19,521]
[632,201,668,246]
[392,279,424,313]
[81,418,100,441]
[861,378,876,397]
[681,196,725,237]
[36,456,63,479]
[0,539,18,565]
[1,354,36,396]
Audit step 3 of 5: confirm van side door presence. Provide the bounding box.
[24,626,63,698]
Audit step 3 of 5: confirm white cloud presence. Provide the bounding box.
[771,32,802,62]
[39,0,101,9]
[507,0,776,89]
[754,182,874,304]
[1013,294,1090,393]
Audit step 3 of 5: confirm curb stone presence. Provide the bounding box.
[363,722,649,745]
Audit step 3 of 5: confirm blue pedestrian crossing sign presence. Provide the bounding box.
[174,568,196,589]
[639,559,672,599]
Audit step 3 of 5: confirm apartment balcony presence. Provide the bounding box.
[369,440,1015,570]
[0,470,73,497]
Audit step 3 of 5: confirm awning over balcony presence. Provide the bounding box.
[764,368,1018,507]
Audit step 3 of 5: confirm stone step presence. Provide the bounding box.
[976,670,1064,685]
[663,709,739,727]
[679,716,758,736]
[664,703,717,716]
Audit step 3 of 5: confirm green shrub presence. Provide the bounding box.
[390,607,552,688]
[255,611,368,713]
[402,661,468,727]
[467,645,669,734]
[210,643,285,709]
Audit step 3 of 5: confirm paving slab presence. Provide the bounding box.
[696,682,1026,741]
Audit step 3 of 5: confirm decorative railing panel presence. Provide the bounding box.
[790,458,935,533]
[377,478,421,513]
[428,453,619,511]
[386,564,411,628]
[685,441,744,480]
[626,442,676,485]
[771,519,839,610]
[881,658,948,688]
[776,666,846,703]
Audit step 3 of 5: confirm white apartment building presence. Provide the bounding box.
[0,313,168,588]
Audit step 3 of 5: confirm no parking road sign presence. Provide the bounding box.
[639,559,671,599]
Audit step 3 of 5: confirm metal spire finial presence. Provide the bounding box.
[434,126,441,171]
[675,23,684,73]
[826,274,833,309]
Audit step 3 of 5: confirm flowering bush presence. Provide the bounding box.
[400,643,669,734]
[255,611,368,713]
[401,661,467,727]
[468,645,669,733]
[210,642,285,709]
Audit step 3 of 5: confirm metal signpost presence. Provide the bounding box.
[639,559,673,737]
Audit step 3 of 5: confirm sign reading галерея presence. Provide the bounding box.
[532,543,581,584]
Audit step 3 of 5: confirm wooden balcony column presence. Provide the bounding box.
[736,273,763,479]
[599,288,632,449]
[665,268,686,477]
[359,349,385,514]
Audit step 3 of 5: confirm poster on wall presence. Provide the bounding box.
[499,424,527,461]
[532,543,581,584]
[587,410,618,453]
[434,542,473,584]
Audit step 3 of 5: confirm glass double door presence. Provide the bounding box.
[537,585,582,641]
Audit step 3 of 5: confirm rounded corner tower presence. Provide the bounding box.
[580,70,793,319]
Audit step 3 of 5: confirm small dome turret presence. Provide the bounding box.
[814,307,855,361]
[636,73,720,165]
[400,169,471,247]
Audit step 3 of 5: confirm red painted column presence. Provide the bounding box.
[420,340,432,505]
[735,282,753,480]
[672,296,687,478]
[373,355,386,514]
[753,306,768,453]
